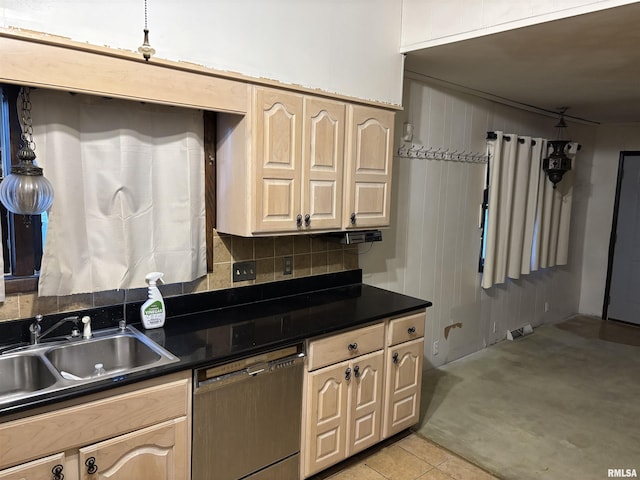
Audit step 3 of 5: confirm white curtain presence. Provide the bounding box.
[482,131,576,289]
[32,90,206,296]
[532,145,576,270]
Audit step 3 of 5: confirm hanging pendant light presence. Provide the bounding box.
[542,108,573,189]
[0,87,54,215]
[137,0,156,61]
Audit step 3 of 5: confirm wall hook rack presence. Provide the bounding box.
[397,142,489,164]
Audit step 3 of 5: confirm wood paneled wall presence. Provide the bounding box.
[361,75,587,367]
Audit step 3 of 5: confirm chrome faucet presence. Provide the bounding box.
[30,314,81,345]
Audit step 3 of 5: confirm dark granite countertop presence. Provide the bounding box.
[0,270,431,417]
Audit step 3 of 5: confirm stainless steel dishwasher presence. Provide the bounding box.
[192,344,305,480]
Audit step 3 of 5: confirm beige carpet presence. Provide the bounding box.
[416,315,640,480]
[557,315,640,347]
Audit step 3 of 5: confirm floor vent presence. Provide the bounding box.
[506,324,533,341]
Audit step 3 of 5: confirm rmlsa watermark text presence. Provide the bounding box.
[608,469,638,478]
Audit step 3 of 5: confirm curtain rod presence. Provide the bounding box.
[486,131,536,146]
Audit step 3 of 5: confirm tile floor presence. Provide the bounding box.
[311,431,499,480]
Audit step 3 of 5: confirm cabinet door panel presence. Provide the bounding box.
[344,105,394,229]
[0,453,65,480]
[383,338,424,438]
[79,418,188,480]
[254,88,303,232]
[303,361,349,478]
[302,98,344,230]
[262,179,296,219]
[348,350,384,456]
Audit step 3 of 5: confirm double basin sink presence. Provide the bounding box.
[0,325,179,408]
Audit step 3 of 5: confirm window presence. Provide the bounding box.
[479,163,489,273]
[1,85,216,295]
[0,85,46,293]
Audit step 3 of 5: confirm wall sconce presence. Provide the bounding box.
[543,109,572,189]
[0,87,54,215]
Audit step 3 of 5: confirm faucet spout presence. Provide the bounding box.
[31,315,81,344]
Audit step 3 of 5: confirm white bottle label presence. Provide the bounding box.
[143,300,164,326]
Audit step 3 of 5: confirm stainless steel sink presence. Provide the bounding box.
[0,325,178,408]
[46,333,165,379]
[0,354,58,402]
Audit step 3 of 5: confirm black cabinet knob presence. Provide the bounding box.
[347,342,358,352]
[345,367,352,381]
[304,214,311,227]
[350,213,357,225]
[354,365,360,378]
[392,352,399,364]
[296,214,303,227]
[408,326,416,334]
[52,465,64,480]
[85,457,98,474]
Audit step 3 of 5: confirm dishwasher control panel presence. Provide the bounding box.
[194,343,305,389]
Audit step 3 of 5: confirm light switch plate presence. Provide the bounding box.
[233,261,256,282]
[282,256,293,275]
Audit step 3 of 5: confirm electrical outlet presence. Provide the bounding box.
[493,321,496,333]
[282,256,293,275]
[433,340,439,356]
[233,261,257,282]
[544,301,550,313]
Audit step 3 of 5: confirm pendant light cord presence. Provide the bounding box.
[138,0,155,61]
[20,87,35,151]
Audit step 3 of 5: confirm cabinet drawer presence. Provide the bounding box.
[387,311,426,346]
[307,323,384,371]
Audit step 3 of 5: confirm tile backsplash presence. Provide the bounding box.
[0,231,359,322]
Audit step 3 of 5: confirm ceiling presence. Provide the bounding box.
[404,3,640,124]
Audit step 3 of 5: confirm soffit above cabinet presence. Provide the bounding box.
[0,28,401,114]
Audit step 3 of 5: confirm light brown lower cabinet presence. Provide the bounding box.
[0,372,190,480]
[303,350,384,477]
[301,309,427,479]
[78,417,188,480]
[0,453,66,480]
[383,337,424,438]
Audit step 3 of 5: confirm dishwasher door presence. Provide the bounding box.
[192,345,304,480]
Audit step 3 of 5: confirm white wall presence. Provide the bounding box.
[0,0,404,106]
[579,123,640,315]
[401,0,638,51]
[361,74,594,367]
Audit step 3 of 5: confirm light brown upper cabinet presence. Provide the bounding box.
[216,86,393,236]
[253,88,304,232]
[302,97,345,231]
[253,89,345,233]
[343,105,394,230]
